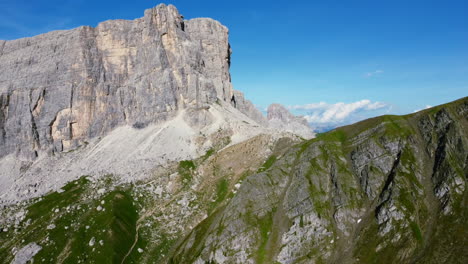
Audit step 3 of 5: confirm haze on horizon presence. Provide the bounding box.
[1,0,466,131]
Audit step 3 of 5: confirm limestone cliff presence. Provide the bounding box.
[1,4,464,264]
[0,4,265,159]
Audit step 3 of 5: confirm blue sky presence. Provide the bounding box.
[1,0,467,129]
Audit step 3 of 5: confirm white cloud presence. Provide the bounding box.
[365,70,384,78]
[413,105,432,113]
[290,99,388,126]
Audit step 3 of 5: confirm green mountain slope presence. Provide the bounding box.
[170,97,468,263]
[1,97,466,263]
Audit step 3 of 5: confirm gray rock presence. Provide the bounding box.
[12,242,42,264]
[169,98,468,263]
[0,4,315,161]
[267,103,315,139]
[0,4,236,160]
[230,90,268,125]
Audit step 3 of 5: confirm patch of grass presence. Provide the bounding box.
[415,184,468,263]
[215,179,229,203]
[410,221,423,243]
[398,190,416,213]
[256,210,274,264]
[208,178,230,213]
[178,160,196,184]
[296,139,314,158]
[168,207,224,264]
[179,160,196,170]
[316,129,347,143]
[257,155,277,173]
[201,148,215,161]
[146,233,175,263]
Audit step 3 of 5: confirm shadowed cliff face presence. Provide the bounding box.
[169,97,468,264]
[0,4,253,159]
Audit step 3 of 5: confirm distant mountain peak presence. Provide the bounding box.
[267,103,315,139]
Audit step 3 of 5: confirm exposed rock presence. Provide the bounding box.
[0,3,467,264]
[0,3,311,162]
[170,97,468,264]
[231,90,268,125]
[12,242,42,264]
[0,4,236,160]
[267,103,315,139]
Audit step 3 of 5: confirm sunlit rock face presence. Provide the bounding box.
[267,103,315,139]
[0,4,237,159]
[1,3,466,264]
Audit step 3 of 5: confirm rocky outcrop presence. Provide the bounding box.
[170,97,468,264]
[0,4,238,159]
[11,242,42,264]
[231,90,268,126]
[267,103,315,139]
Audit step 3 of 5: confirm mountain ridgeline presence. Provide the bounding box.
[168,97,468,264]
[0,3,467,264]
[0,4,280,160]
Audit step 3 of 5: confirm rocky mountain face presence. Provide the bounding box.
[1,96,465,264]
[0,3,466,264]
[267,103,315,139]
[170,97,468,264]
[0,4,280,160]
[0,3,311,205]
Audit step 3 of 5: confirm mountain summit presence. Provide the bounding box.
[0,3,310,161]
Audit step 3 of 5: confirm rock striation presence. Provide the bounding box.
[0,3,314,204]
[0,4,271,160]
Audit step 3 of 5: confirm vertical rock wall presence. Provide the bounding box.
[0,4,235,159]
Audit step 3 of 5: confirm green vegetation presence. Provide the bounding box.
[168,207,225,264]
[178,160,196,184]
[145,234,175,263]
[201,148,215,161]
[215,179,229,203]
[256,211,274,264]
[257,155,277,173]
[315,129,347,143]
[410,221,423,242]
[0,177,142,264]
[353,220,412,264]
[398,190,416,214]
[208,178,230,213]
[305,173,331,219]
